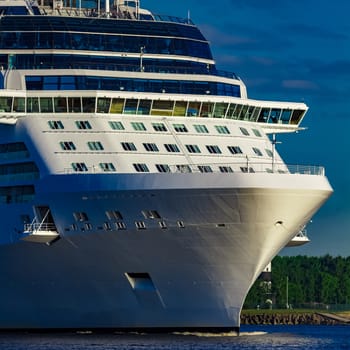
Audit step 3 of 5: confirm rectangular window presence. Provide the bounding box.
[88,141,104,151]
[252,128,262,137]
[176,165,192,173]
[240,127,250,136]
[68,97,82,113]
[133,163,149,172]
[13,97,25,113]
[228,146,243,154]
[60,141,76,151]
[143,143,159,152]
[219,166,233,173]
[152,123,167,132]
[164,144,180,153]
[71,162,88,172]
[54,97,67,113]
[156,164,170,173]
[110,98,125,114]
[73,212,89,221]
[48,120,64,129]
[142,210,161,219]
[215,125,230,134]
[240,167,255,173]
[99,163,116,172]
[198,165,213,173]
[82,97,96,113]
[40,97,53,113]
[131,122,146,131]
[106,210,123,220]
[97,97,111,113]
[173,123,188,132]
[109,121,125,130]
[206,145,222,154]
[185,144,201,153]
[76,120,92,129]
[193,124,209,133]
[252,147,263,156]
[121,142,137,151]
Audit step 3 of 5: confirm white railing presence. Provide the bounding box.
[60,161,325,176]
[24,223,57,233]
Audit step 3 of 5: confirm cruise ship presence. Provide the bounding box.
[0,0,332,333]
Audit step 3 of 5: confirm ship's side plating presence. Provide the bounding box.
[0,0,333,332]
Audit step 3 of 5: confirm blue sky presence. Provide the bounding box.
[142,0,349,256]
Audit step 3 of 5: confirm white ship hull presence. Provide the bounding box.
[0,172,332,331]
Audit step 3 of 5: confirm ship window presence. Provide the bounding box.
[159,221,167,229]
[228,146,243,155]
[193,124,209,133]
[265,149,273,158]
[252,147,263,156]
[266,168,273,173]
[281,109,292,124]
[156,164,170,173]
[60,141,76,151]
[269,109,281,123]
[198,165,213,173]
[0,185,35,204]
[87,141,104,151]
[54,97,67,113]
[97,97,111,113]
[174,101,187,116]
[185,144,201,153]
[109,121,125,130]
[177,221,185,228]
[173,123,188,132]
[133,163,149,172]
[226,103,237,119]
[135,221,146,230]
[13,97,25,113]
[239,127,250,136]
[187,102,201,117]
[48,120,64,129]
[206,145,222,154]
[40,97,53,113]
[258,108,270,123]
[73,212,89,222]
[124,99,138,114]
[143,143,159,152]
[291,110,305,125]
[215,125,230,134]
[164,144,180,153]
[71,162,88,172]
[85,223,93,231]
[68,97,82,113]
[103,222,112,231]
[219,166,233,173]
[0,142,29,160]
[131,122,146,131]
[176,165,192,173]
[134,99,150,115]
[76,120,92,129]
[82,97,96,113]
[200,102,214,118]
[106,210,123,221]
[0,162,39,181]
[0,97,12,112]
[152,100,174,113]
[116,222,126,230]
[240,167,255,173]
[152,123,167,132]
[121,142,137,151]
[27,97,39,113]
[213,103,228,118]
[110,98,124,114]
[100,163,116,172]
[252,128,262,137]
[142,210,161,219]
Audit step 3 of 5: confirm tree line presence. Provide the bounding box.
[243,255,350,309]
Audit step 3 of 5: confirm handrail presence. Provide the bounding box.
[61,162,326,176]
[24,223,57,232]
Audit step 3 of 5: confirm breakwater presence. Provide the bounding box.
[240,311,350,325]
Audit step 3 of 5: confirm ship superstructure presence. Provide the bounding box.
[0,0,332,332]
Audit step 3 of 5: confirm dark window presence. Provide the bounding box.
[206,145,222,154]
[133,163,149,172]
[143,143,159,152]
[121,142,137,151]
[228,146,243,154]
[164,144,180,153]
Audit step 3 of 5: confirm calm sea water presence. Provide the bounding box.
[0,325,349,350]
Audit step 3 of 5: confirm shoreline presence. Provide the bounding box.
[240,310,350,326]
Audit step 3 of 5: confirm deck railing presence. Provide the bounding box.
[24,223,57,233]
[61,162,325,176]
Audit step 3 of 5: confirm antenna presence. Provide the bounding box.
[187,9,190,23]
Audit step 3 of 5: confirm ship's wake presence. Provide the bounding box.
[173,331,267,337]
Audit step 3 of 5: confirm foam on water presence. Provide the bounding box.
[173,331,267,337]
